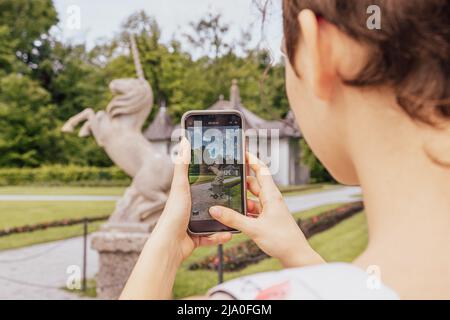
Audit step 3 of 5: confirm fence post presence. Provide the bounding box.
[218,244,224,284]
[82,218,88,292]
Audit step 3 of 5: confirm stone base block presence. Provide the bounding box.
[91,230,149,299]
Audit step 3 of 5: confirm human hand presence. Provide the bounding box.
[150,137,232,266]
[209,152,324,268]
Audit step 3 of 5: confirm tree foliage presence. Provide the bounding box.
[300,140,334,183]
[0,3,330,181]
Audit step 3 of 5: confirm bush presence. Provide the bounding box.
[0,165,131,186]
[300,140,335,183]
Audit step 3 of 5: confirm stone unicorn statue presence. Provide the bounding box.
[61,36,174,231]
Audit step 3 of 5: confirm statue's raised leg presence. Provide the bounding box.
[61,108,95,133]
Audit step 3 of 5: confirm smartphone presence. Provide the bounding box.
[181,110,247,235]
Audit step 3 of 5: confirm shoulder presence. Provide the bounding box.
[208,263,399,300]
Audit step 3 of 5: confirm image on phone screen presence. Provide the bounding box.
[185,113,245,233]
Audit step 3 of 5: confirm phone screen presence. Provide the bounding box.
[184,112,245,234]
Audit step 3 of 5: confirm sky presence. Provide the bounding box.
[52,0,284,60]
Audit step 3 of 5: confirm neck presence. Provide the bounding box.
[357,151,450,253]
[347,91,450,298]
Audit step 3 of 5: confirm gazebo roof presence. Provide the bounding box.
[208,80,302,138]
[144,79,302,141]
[144,103,174,141]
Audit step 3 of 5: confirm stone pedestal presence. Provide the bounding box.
[91,227,150,299]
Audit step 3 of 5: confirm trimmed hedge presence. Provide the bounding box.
[0,165,131,186]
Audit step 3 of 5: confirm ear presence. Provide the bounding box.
[296,9,337,101]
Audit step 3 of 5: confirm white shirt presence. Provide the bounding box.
[208,263,399,300]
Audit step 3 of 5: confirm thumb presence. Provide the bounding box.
[170,137,190,192]
[162,137,191,222]
[209,206,254,236]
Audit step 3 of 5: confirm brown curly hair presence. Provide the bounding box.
[283,0,450,125]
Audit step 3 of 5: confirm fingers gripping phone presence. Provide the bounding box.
[181,110,247,235]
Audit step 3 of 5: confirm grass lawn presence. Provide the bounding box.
[63,278,98,298]
[0,186,125,195]
[310,212,368,262]
[0,201,115,229]
[0,185,364,299]
[292,203,344,220]
[0,221,104,251]
[0,184,337,251]
[0,201,115,251]
[172,203,366,299]
[0,186,121,250]
[189,175,215,184]
[59,202,365,299]
[0,184,333,197]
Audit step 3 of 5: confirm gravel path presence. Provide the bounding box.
[0,235,99,300]
[284,186,362,212]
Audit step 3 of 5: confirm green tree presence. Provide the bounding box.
[0,74,60,166]
[0,26,17,76]
[0,5,308,173]
[300,140,334,183]
[0,0,57,64]
[184,12,231,59]
[36,41,109,120]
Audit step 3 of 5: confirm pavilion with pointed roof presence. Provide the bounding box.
[143,101,174,155]
[144,80,310,185]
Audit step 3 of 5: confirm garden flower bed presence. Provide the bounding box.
[188,201,364,272]
[0,215,110,237]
